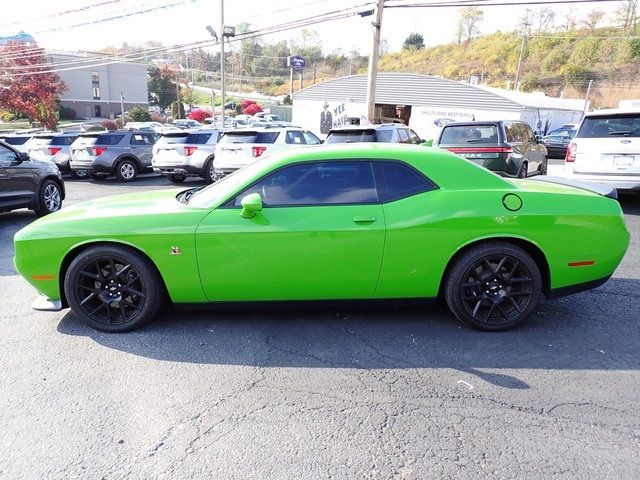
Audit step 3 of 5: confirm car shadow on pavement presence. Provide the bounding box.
[619,194,640,215]
[0,210,36,276]
[56,277,640,389]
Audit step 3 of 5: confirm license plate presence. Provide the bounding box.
[614,155,634,168]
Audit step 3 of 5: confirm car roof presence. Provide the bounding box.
[584,108,640,117]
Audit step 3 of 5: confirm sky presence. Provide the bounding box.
[0,0,624,57]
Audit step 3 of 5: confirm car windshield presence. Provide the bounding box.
[186,159,273,208]
[439,125,499,144]
[577,114,640,138]
[219,131,279,144]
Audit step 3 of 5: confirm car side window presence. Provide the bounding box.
[233,161,378,207]
[0,144,17,164]
[372,161,437,203]
[397,129,410,143]
[407,129,421,144]
[303,131,321,145]
[522,124,536,143]
[504,124,518,143]
[285,131,305,144]
[130,134,147,146]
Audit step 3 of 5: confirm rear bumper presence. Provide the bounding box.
[153,164,205,176]
[547,275,611,298]
[564,172,640,192]
[70,157,115,174]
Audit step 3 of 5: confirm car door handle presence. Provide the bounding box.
[353,216,377,224]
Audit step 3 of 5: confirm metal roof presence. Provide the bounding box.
[294,73,559,112]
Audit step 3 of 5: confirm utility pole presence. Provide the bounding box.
[120,91,125,125]
[289,68,293,97]
[365,0,384,123]
[175,79,181,119]
[583,79,593,115]
[515,10,530,91]
[220,0,226,125]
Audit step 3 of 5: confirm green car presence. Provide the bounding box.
[14,144,629,332]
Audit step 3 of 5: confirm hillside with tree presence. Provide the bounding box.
[380,3,640,108]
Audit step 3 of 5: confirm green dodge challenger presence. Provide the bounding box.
[14,144,629,332]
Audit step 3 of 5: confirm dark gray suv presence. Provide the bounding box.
[0,141,65,216]
[70,131,157,182]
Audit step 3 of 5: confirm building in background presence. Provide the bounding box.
[48,51,148,119]
[292,73,586,140]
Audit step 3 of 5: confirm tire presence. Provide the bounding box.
[33,179,62,216]
[64,245,164,333]
[203,158,220,184]
[539,157,548,175]
[71,169,89,179]
[517,162,528,178]
[444,242,542,331]
[167,174,186,184]
[115,159,138,182]
[89,173,107,181]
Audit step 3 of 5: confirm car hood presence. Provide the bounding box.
[15,188,209,241]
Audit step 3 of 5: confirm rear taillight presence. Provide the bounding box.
[252,146,267,157]
[446,146,513,154]
[184,146,197,156]
[48,147,61,155]
[93,146,107,156]
[565,143,576,162]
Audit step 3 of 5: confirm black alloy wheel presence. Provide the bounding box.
[445,242,541,331]
[34,180,62,216]
[64,245,163,332]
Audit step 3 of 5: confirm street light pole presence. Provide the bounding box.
[365,0,384,123]
[220,0,226,125]
[120,91,125,125]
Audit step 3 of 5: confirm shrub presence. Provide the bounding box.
[59,105,77,120]
[102,119,118,131]
[243,103,263,115]
[128,105,151,122]
[240,99,256,110]
[187,108,212,123]
[0,110,16,122]
[150,113,166,123]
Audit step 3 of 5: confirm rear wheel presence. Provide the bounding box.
[34,180,62,216]
[203,158,220,184]
[64,245,164,332]
[116,159,138,182]
[444,242,541,331]
[167,174,186,184]
[518,162,528,178]
[71,169,88,179]
[539,157,548,175]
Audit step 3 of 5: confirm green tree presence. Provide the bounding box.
[290,29,323,64]
[148,66,176,109]
[457,7,484,44]
[403,33,425,50]
[128,105,151,122]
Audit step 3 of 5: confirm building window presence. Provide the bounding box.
[94,105,102,117]
[91,71,99,84]
[92,86,101,100]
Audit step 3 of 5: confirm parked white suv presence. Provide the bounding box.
[213,127,321,176]
[152,128,224,184]
[565,109,640,192]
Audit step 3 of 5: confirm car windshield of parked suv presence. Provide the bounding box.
[218,131,279,144]
[577,113,640,138]
[439,125,499,144]
[1,136,31,145]
[185,132,215,144]
[76,134,125,145]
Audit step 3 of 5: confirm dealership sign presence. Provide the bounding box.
[287,55,306,72]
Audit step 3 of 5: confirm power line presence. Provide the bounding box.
[0,0,124,27]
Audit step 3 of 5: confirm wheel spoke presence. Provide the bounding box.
[116,264,131,279]
[510,276,531,284]
[483,302,496,323]
[508,297,522,313]
[126,287,145,299]
[461,280,482,288]
[105,304,115,323]
[119,302,127,321]
[94,261,104,279]
[79,270,100,281]
[471,300,482,317]
[483,258,495,273]
[79,292,96,306]
[108,258,116,278]
[509,261,520,276]
[123,299,141,310]
[496,303,510,320]
[88,302,106,316]
[495,256,507,274]
[510,291,531,297]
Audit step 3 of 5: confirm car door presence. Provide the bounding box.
[0,144,38,210]
[195,160,385,301]
[521,123,545,172]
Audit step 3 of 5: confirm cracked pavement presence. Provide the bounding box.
[1,176,639,479]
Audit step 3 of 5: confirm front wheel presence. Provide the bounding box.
[444,242,542,331]
[116,160,138,182]
[517,162,528,178]
[34,179,62,216]
[64,245,164,332]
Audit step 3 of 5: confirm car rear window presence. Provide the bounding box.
[78,134,124,145]
[325,130,376,143]
[1,137,31,145]
[185,133,215,144]
[577,114,640,138]
[31,135,77,146]
[219,132,279,144]
[439,125,499,144]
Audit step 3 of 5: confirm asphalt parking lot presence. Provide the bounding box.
[1,173,639,479]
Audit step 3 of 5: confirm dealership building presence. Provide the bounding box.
[292,72,586,140]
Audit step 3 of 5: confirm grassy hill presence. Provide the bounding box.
[379,27,640,108]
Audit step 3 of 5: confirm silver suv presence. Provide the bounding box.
[70,131,157,182]
[214,127,321,176]
[26,133,84,178]
[152,129,224,184]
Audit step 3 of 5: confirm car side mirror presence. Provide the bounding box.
[421,139,433,147]
[17,152,30,162]
[240,192,263,219]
